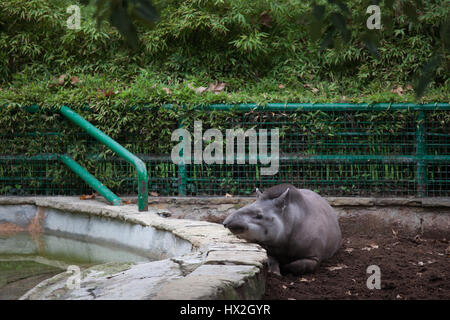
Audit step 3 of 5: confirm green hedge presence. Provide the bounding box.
[1,104,449,197]
[0,0,449,108]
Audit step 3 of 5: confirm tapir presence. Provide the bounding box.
[223,184,341,275]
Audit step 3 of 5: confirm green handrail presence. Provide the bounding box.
[0,153,121,205]
[60,106,148,211]
[58,154,121,206]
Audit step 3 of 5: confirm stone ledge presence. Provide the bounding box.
[153,265,263,300]
[4,196,450,209]
[123,196,450,208]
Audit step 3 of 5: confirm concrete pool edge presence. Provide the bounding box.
[0,197,268,300]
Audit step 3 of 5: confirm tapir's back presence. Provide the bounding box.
[297,188,342,259]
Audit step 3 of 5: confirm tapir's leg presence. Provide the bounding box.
[267,256,281,276]
[281,258,319,275]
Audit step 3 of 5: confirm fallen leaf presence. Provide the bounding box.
[326,264,348,271]
[150,191,159,197]
[80,194,96,200]
[58,74,66,85]
[299,277,315,282]
[390,86,404,96]
[392,229,398,239]
[162,87,172,94]
[278,84,286,89]
[362,243,379,251]
[187,83,208,94]
[259,10,273,28]
[208,82,226,94]
[97,89,115,97]
[124,200,132,205]
[70,76,80,85]
[304,83,319,93]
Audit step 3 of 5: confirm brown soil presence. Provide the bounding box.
[262,215,450,300]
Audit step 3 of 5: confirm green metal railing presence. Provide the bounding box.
[59,154,121,206]
[0,153,121,205]
[1,103,449,199]
[59,106,148,211]
[169,103,450,197]
[197,103,450,111]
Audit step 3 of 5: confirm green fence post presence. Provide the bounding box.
[177,121,187,196]
[416,110,427,197]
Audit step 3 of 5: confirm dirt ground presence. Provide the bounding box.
[262,215,450,300]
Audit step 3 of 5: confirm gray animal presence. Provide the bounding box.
[223,184,341,275]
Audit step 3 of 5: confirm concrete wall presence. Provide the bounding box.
[0,204,192,262]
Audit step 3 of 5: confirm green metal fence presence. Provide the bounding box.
[1,103,449,198]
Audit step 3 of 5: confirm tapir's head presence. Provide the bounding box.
[223,184,293,246]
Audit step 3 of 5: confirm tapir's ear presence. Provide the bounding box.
[273,188,289,208]
[256,188,262,198]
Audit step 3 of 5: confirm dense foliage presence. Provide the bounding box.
[0,0,448,107]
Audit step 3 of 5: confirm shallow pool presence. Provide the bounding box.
[0,231,155,299]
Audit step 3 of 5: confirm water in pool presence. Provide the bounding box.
[0,232,154,300]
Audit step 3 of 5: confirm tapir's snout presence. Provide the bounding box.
[223,214,248,234]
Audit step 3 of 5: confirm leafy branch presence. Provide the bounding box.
[91,0,448,98]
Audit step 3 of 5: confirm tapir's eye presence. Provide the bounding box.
[255,214,263,220]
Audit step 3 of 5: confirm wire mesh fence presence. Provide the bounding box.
[1,104,449,198]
